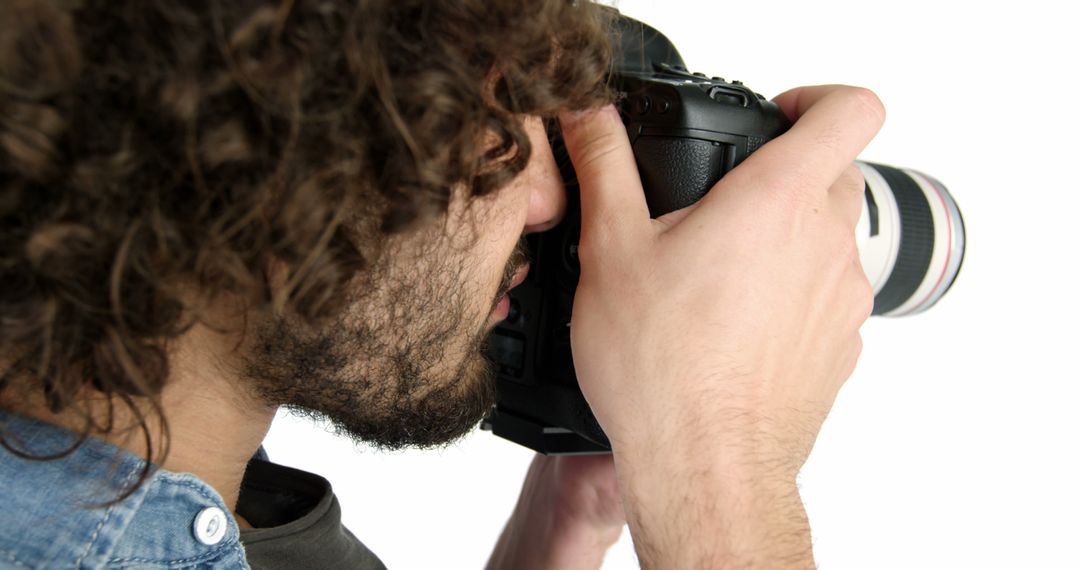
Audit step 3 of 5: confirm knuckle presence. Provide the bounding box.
[859,279,875,321]
[850,270,875,322]
[570,131,623,174]
[827,165,865,228]
[843,233,860,260]
[842,87,886,129]
[830,165,865,200]
[841,164,865,192]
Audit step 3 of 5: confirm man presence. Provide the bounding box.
[0,0,879,568]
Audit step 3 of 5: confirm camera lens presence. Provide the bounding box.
[855,162,965,316]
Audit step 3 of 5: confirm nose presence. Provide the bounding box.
[522,122,567,234]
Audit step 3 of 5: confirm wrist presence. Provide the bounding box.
[606,401,810,483]
[612,441,812,569]
[488,455,624,570]
[488,502,622,570]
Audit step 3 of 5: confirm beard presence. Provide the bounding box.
[243,236,529,450]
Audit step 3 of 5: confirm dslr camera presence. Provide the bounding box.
[483,13,965,454]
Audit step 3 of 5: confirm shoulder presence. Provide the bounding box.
[0,411,248,569]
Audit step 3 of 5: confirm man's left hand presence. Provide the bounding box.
[487,454,625,569]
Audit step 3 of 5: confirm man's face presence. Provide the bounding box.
[243,118,565,448]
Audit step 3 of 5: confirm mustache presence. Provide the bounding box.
[494,238,531,303]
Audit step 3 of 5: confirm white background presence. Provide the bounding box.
[263,1,1080,568]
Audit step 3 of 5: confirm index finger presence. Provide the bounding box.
[559,105,652,249]
[712,85,885,203]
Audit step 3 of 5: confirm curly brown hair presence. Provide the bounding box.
[0,0,613,486]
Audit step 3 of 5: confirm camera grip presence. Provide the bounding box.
[633,136,731,218]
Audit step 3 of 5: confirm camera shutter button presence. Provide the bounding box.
[708,86,744,106]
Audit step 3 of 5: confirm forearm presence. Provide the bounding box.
[557,85,884,570]
[614,438,814,570]
[487,506,621,570]
[486,455,624,570]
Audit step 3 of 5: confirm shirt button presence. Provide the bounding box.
[193,507,228,546]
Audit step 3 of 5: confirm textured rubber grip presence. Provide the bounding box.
[870,163,935,315]
[633,136,731,217]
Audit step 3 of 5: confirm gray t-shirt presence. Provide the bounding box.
[238,459,387,570]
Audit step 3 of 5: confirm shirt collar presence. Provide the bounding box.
[0,409,247,568]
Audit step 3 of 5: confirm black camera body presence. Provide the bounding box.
[482,16,792,454]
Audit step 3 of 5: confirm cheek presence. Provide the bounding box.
[440,182,531,299]
[459,184,530,249]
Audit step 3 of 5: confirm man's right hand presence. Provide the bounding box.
[559,84,884,568]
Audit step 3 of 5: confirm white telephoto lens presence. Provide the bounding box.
[855,162,965,317]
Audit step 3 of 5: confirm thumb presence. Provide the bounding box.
[559,105,651,251]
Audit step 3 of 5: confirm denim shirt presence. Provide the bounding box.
[0,410,249,569]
